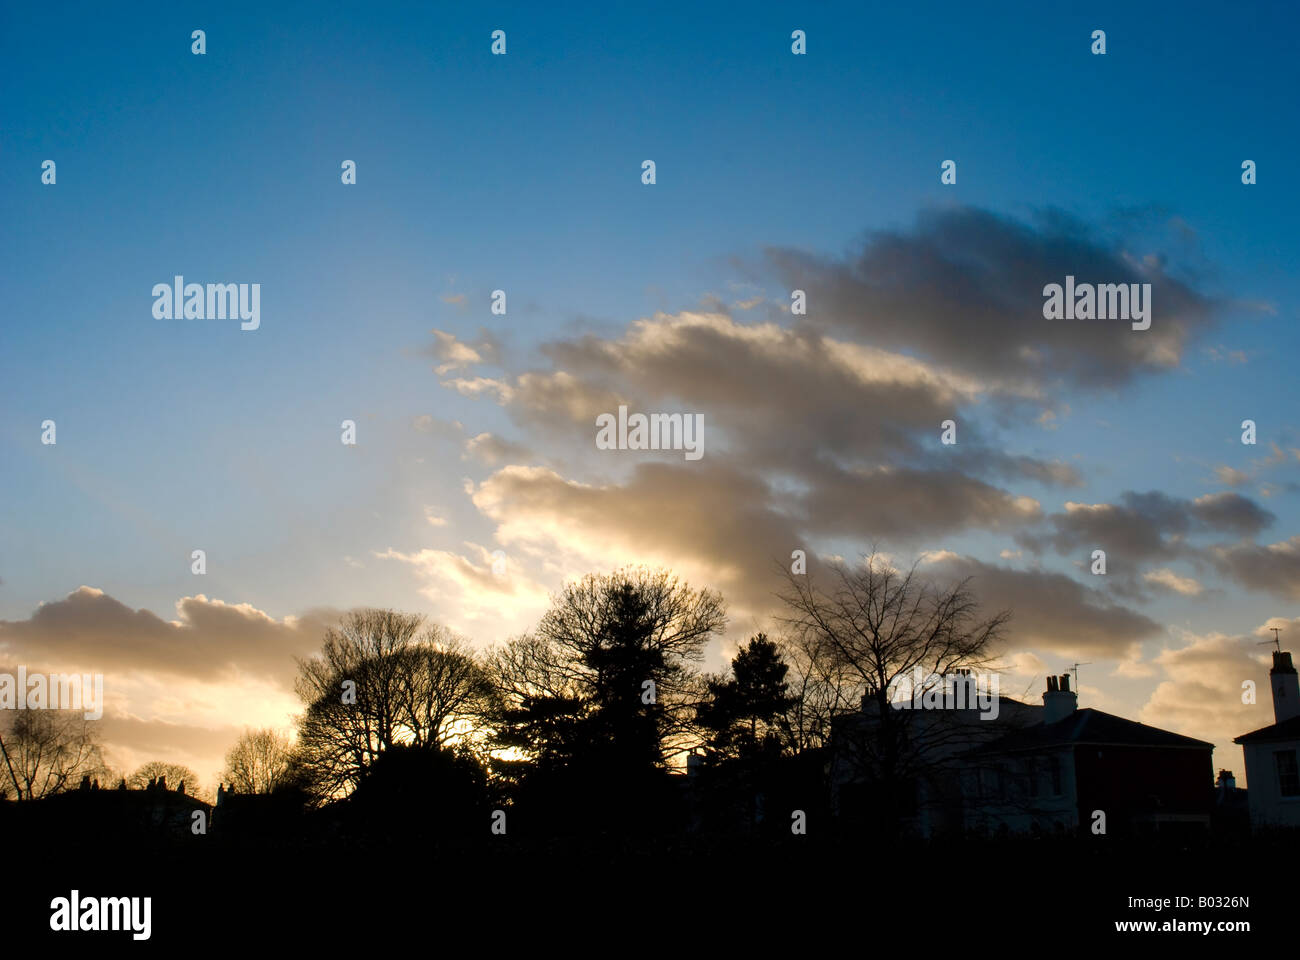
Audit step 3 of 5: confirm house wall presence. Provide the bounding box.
[1243,740,1300,828]
[828,697,1044,833]
[960,747,1077,836]
[1073,745,1212,835]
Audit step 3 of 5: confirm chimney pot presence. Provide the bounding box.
[1270,649,1300,724]
[1042,672,1078,723]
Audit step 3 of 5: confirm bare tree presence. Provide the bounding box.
[488,633,582,705]
[293,609,495,800]
[127,760,202,795]
[776,629,860,754]
[221,728,295,794]
[392,629,497,752]
[0,710,107,800]
[778,551,1010,829]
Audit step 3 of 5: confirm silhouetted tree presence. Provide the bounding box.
[776,629,859,754]
[293,610,496,801]
[0,710,106,800]
[488,567,725,830]
[346,743,490,841]
[779,551,1009,832]
[698,634,797,762]
[693,635,801,832]
[127,761,201,795]
[221,728,295,794]
[537,566,724,763]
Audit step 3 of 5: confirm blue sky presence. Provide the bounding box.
[2,0,1299,784]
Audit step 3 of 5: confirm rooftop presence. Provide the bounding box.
[1233,713,1300,745]
[964,707,1213,755]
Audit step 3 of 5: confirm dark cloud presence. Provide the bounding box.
[764,206,1219,390]
[926,556,1163,659]
[797,462,1041,539]
[1210,536,1300,600]
[1191,492,1276,536]
[1018,491,1274,566]
[421,208,1258,640]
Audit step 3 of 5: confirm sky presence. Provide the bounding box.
[2,0,1300,788]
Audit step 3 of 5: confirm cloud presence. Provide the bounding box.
[1143,567,1204,596]
[0,589,324,793]
[438,308,1076,553]
[91,716,247,794]
[1018,491,1275,574]
[1139,629,1271,769]
[1214,465,1250,487]
[1191,492,1274,535]
[406,212,1232,650]
[798,463,1043,539]
[464,432,532,466]
[376,544,552,639]
[922,556,1163,660]
[762,206,1220,391]
[0,587,335,688]
[468,463,802,620]
[442,376,514,402]
[427,329,501,374]
[1210,536,1300,600]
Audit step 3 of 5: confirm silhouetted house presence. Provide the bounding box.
[685,746,829,836]
[1233,649,1300,828]
[829,671,1043,838]
[5,777,211,841]
[212,782,315,839]
[1213,768,1250,835]
[960,674,1214,837]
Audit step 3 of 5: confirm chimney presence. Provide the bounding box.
[1042,673,1077,724]
[1216,769,1236,798]
[1270,651,1300,724]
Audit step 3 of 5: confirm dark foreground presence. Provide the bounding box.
[5,827,1277,948]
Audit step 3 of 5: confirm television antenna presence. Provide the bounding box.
[1070,662,1092,695]
[1260,627,1282,652]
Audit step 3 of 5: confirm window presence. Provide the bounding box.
[1275,750,1300,798]
[1027,758,1039,798]
[1049,755,1062,796]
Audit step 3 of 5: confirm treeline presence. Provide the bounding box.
[2,557,1011,842]
[229,560,1009,840]
[264,567,815,838]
